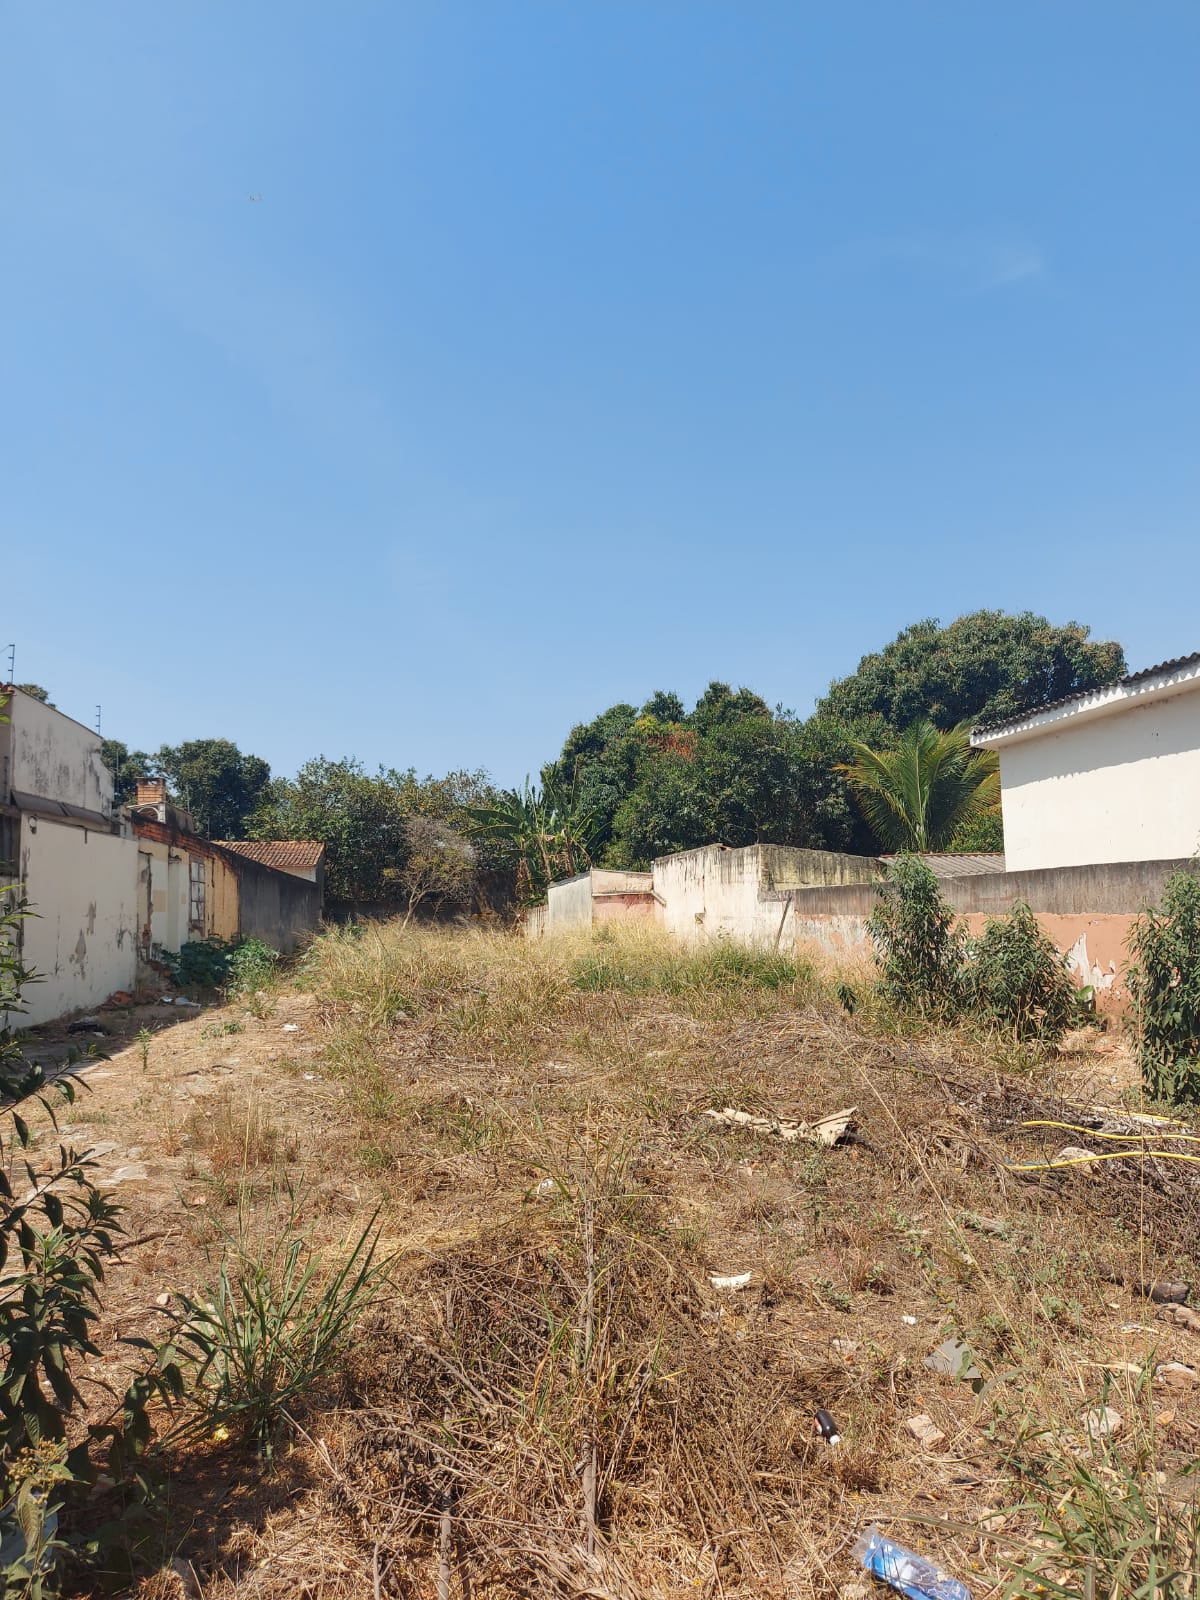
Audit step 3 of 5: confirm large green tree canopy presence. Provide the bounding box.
[550,683,861,868]
[152,738,272,840]
[254,758,500,904]
[817,611,1126,734]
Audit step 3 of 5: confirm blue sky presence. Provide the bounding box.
[5,3,1198,786]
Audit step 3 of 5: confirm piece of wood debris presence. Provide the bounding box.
[701,1106,855,1146]
[709,1272,752,1291]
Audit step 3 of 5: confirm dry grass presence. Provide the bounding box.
[88,921,1200,1599]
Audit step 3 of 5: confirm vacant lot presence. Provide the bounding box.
[28,924,1200,1598]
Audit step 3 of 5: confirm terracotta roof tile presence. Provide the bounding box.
[215,839,326,871]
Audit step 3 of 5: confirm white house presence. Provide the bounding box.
[971,651,1200,872]
[1,687,140,1025]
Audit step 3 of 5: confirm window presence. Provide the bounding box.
[189,857,206,934]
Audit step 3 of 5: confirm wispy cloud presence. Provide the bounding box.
[862,230,1047,293]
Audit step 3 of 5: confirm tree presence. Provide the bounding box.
[15,683,53,706]
[395,816,476,925]
[838,721,999,852]
[251,758,410,903]
[153,739,271,840]
[607,713,859,866]
[818,612,1125,733]
[99,739,155,807]
[688,681,771,733]
[467,773,598,904]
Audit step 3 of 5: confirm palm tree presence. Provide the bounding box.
[466,771,599,903]
[838,720,999,853]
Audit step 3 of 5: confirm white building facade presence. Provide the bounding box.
[971,653,1200,872]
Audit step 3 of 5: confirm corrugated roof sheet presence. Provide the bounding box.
[972,651,1200,738]
[882,852,1006,877]
[215,839,326,870]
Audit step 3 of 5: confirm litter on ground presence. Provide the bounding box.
[701,1104,856,1146]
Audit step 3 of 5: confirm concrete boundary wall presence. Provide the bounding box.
[790,856,1199,1005]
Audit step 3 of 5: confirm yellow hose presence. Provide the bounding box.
[1020,1119,1200,1145]
[1008,1148,1200,1173]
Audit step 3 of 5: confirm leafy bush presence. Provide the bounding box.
[867,855,965,1015]
[966,901,1076,1041]
[225,937,279,999]
[171,1194,389,1456]
[165,936,233,989]
[0,892,185,1593]
[869,863,1079,1041]
[1128,869,1200,1102]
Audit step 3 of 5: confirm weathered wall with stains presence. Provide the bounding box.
[0,689,113,816]
[653,844,884,947]
[219,848,321,953]
[790,857,1198,1010]
[545,872,595,933]
[132,820,319,955]
[15,816,138,1025]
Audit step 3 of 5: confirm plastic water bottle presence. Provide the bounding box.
[852,1525,971,1600]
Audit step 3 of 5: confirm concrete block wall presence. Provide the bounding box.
[790,856,1200,1006]
[652,844,884,948]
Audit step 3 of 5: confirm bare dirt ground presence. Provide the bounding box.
[21,933,1200,1600]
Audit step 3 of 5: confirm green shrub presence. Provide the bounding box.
[166,936,233,989]
[1002,1420,1200,1598]
[966,901,1076,1042]
[171,1193,389,1456]
[225,938,279,999]
[867,855,965,1016]
[1128,869,1200,1102]
[0,892,185,1593]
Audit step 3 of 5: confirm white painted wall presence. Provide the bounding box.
[15,817,139,1025]
[996,686,1200,870]
[1,690,113,816]
[654,847,792,947]
[546,873,595,933]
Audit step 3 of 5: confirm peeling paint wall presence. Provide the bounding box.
[1,689,113,816]
[789,860,1191,1013]
[15,817,138,1025]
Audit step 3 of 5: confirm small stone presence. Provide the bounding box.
[904,1413,946,1449]
[1155,1362,1200,1388]
[1083,1404,1123,1440]
[108,1163,149,1185]
[1146,1281,1191,1305]
[155,1293,171,1308]
[709,1272,752,1291]
[830,1338,858,1358]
